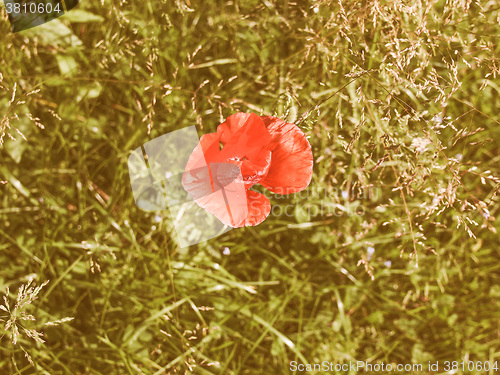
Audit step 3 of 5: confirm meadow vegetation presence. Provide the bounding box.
[1,0,499,373]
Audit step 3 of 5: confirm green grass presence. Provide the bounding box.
[1,0,499,374]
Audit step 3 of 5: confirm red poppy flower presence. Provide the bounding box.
[182,112,313,227]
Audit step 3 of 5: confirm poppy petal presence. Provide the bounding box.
[237,189,271,227]
[182,133,220,204]
[259,116,313,194]
[240,149,272,188]
[191,181,270,228]
[192,170,249,227]
[184,132,221,172]
[182,132,249,227]
[217,113,272,161]
[183,162,248,227]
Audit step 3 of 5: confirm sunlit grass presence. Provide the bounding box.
[1,0,499,373]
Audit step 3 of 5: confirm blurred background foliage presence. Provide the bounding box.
[0,0,499,373]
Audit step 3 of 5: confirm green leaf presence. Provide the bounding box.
[76,84,103,102]
[4,114,33,164]
[62,9,104,23]
[22,18,82,46]
[55,54,79,75]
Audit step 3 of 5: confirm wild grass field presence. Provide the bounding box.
[1,0,499,374]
